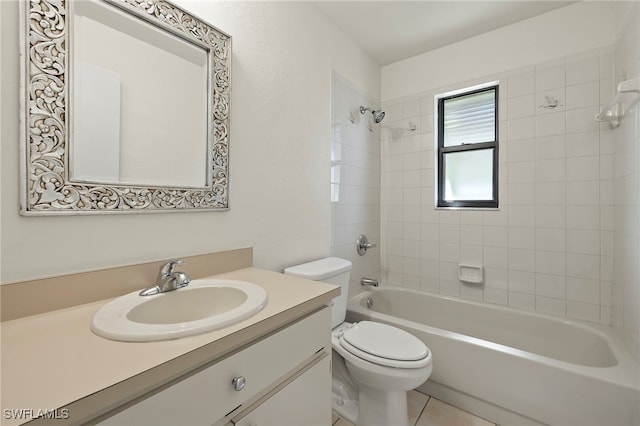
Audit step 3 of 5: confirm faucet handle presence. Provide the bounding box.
[356,234,377,256]
[159,259,184,276]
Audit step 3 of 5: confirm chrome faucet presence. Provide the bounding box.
[360,277,379,287]
[139,259,191,296]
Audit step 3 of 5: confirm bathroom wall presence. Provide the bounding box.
[611,2,640,361]
[382,2,615,101]
[330,72,381,299]
[0,1,380,283]
[379,2,623,325]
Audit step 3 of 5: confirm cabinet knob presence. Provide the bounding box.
[232,376,246,391]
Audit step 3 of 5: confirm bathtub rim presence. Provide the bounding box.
[347,286,640,392]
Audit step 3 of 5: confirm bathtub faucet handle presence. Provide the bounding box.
[357,234,377,256]
[361,277,379,287]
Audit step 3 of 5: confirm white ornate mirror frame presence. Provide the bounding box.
[19,0,231,214]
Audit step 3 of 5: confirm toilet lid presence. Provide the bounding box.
[341,321,428,362]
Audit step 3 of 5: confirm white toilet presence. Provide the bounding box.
[284,257,432,426]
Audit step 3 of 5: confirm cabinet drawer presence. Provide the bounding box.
[100,307,330,425]
[231,356,331,426]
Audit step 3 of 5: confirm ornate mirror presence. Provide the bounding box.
[20,0,231,214]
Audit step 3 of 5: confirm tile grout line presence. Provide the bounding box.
[413,395,431,426]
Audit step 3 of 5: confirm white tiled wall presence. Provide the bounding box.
[380,47,617,325]
[330,72,381,299]
[611,3,640,362]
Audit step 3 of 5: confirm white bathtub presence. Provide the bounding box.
[347,287,640,426]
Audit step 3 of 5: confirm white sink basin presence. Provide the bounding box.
[91,279,268,342]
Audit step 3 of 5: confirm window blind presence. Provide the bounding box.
[443,89,496,147]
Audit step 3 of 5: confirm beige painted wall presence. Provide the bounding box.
[0,1,380,283]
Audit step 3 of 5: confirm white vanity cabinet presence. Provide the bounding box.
[99,308,331,426]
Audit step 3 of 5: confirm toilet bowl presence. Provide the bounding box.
[284,257,433,426]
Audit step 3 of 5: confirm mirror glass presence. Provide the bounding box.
[20,0,231,214]
[71,0,209,187]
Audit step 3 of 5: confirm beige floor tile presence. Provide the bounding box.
[408,390,430,425]
[417,398,494,426]
[333,417,355,426]
[332,412,340,424]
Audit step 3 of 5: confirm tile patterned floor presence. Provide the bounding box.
[331,390,495,426]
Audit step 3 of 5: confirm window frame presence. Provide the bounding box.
[436,83,499,209]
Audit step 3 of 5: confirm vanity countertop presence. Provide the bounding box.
[1,267,339,426]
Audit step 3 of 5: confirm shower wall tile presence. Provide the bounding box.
[567,300,600,322]
[566,106,600,134]
[536,251,566,276]
[508,117,536,140]
[536,90,566,116]
[508,292,535,311]
[566,181,600,205]
[381,48,617,325]
[566,132,599,157]
[485,267,509,290]
[483,226,508,248]
[535,135,565,159]
[508,72,535,98]
[508,95,535,119]
[330,72,380,298]
[536,273,566,299]
[535,63,565,91]
[535,228,566,252]
[484,247,508,269]
[566,156,600,181]
[612,2,640,361]
[484,288,508,306]
[535,182,565,205]
[535,158,566,182]
[565,55,600,86]
[565,81,600,109]
[535,111,565,137]
[536,296,566,317]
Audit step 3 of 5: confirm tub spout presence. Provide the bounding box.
[361,277,379,287]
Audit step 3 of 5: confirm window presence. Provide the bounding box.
[436,84,499,208]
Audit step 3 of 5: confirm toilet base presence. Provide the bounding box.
[332,381,411,426]
[332,375,358,424]
[332,392,358,424]
[356,387,408,426]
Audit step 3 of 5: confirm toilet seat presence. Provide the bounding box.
[338,321,430,369]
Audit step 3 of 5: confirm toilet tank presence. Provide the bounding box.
[284,257,352,328]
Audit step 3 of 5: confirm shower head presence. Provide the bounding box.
[360,106,385,124]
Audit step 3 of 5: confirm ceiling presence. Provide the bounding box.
[312,1,576,66]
